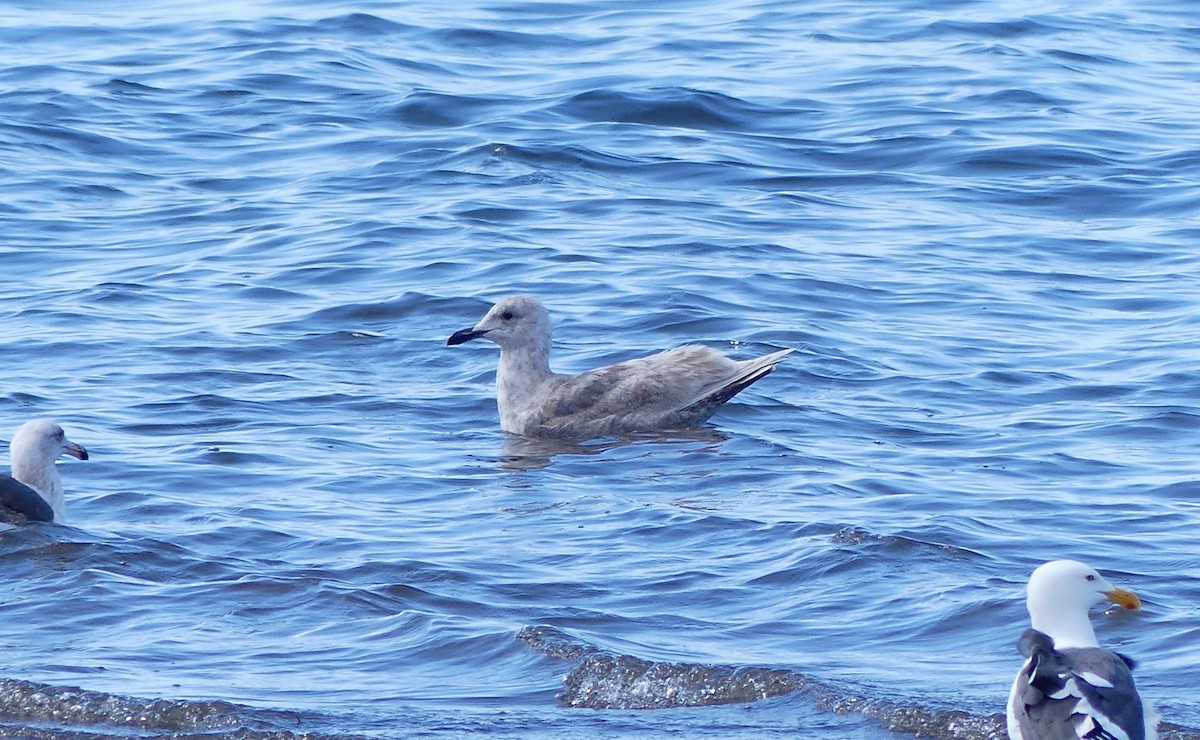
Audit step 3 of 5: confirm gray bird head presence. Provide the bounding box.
[447,294,552,351]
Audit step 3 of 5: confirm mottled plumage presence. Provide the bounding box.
[448,295,792,439]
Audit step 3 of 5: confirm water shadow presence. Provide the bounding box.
[495,427,731,473]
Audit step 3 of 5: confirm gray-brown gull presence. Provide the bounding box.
[1007,559,1157,740]
[1,419,88,525]
[447,295,793,439]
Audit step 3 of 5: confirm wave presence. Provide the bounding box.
[0,677,347,739]
[517,625,1200,740]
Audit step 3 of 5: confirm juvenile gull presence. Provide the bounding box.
[447,295,793,439]
[0,419,88,525]
[1007,559,1157,740]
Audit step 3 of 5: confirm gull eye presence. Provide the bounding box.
[1085,574,1096,582]
[501,311,514,320]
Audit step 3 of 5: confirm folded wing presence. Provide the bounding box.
[537,346,792,437]
[0,475,55,523]
[1011,628,1147,740]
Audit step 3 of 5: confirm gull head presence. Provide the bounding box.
[447,294,552,352]
[9,418,88,522]
[10,419,89,469]
[1026,559,1141,648]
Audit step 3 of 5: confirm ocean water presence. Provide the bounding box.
[1,0,1198,737]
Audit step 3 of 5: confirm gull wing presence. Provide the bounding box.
[1011,628,1147,740]
[0,475,55,523]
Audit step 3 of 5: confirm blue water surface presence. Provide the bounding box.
[1,0,1198,738]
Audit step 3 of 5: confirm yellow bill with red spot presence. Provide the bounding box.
[1105,587,1141,610]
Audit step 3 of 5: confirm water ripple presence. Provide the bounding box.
[1,0,1199,737]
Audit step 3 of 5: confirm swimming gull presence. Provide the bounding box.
[1,419,88,525]
[1006,559,1157,740]
[447,295,793,439]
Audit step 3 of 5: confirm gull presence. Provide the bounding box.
[1,419,89,524]
[447,295,792,440]
[1007,559,1157,740]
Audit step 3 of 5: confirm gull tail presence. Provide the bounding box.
[681,347,793,418]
